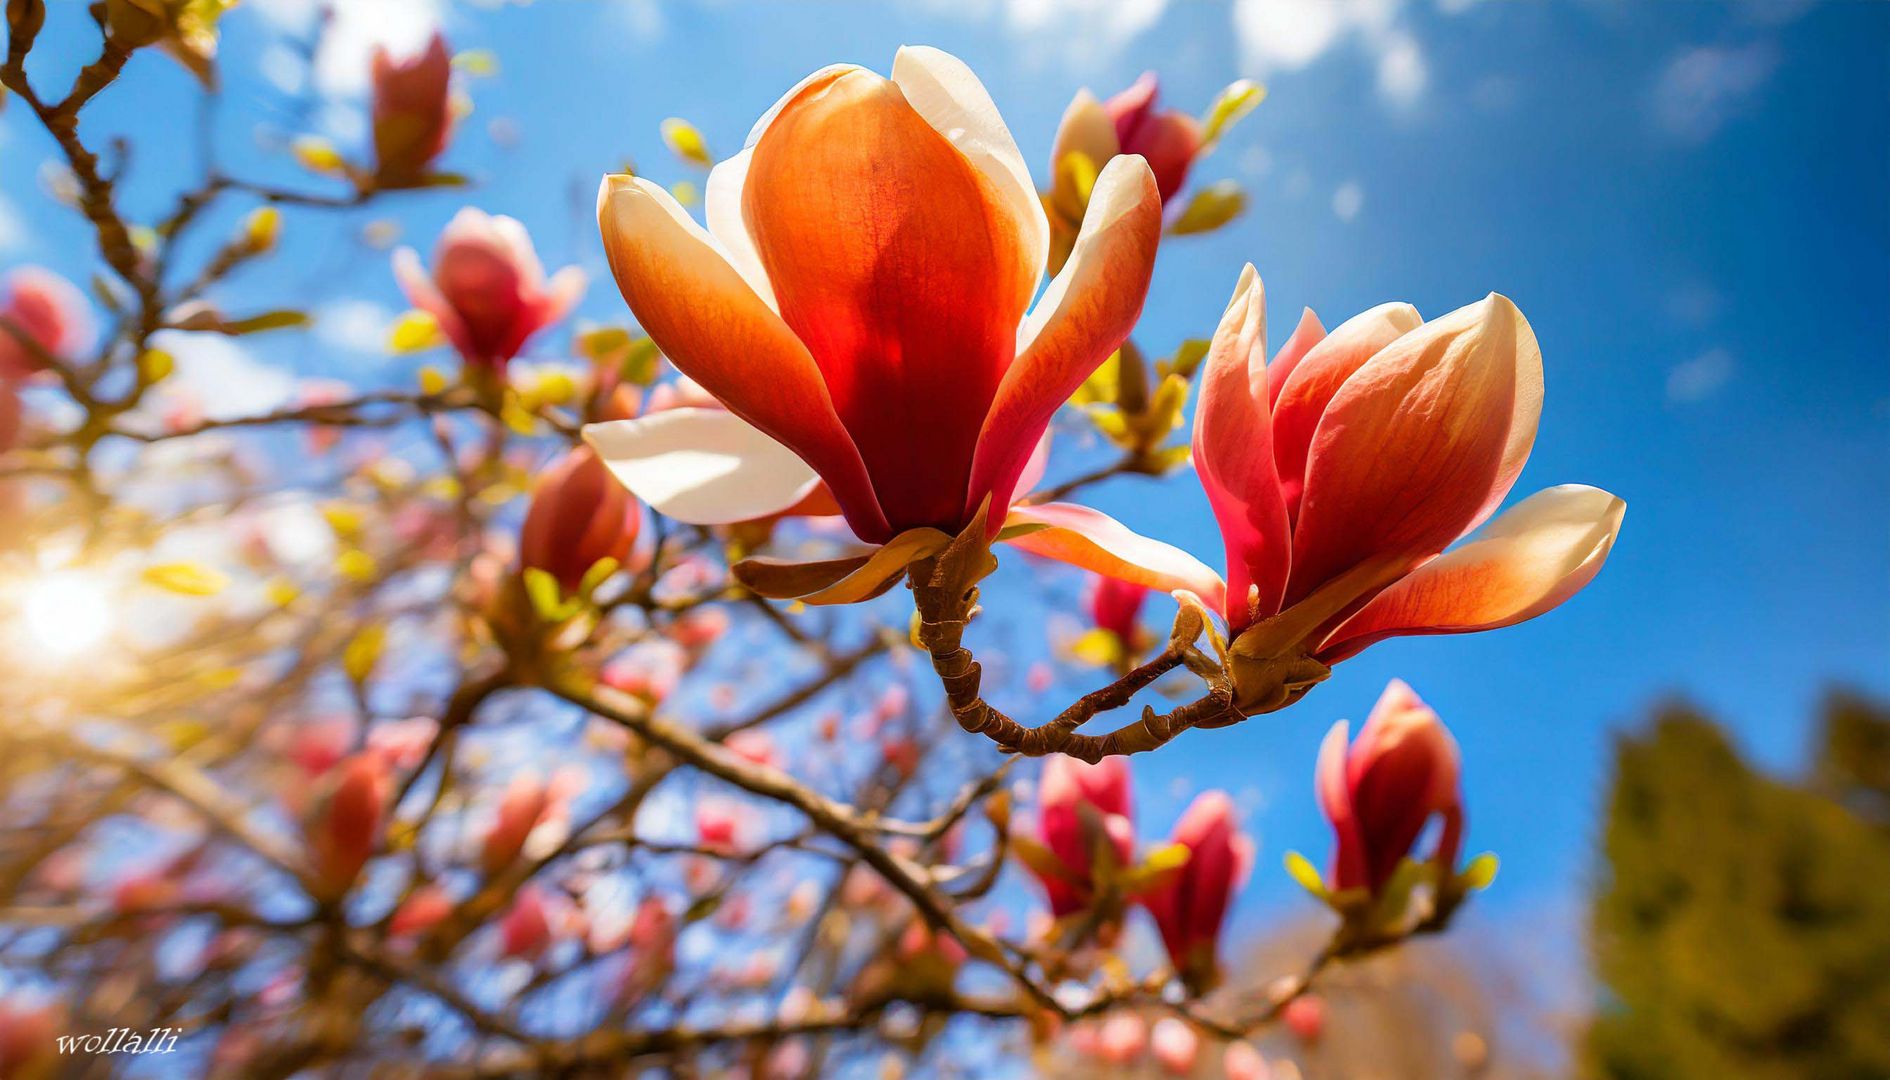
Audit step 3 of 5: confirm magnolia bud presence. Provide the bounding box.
[519,446,641,593]
[1139,791,1252,994]
[305,753,390,899]
[1316,679,1464,896]
[370,33,454,187]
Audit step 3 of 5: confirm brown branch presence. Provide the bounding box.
[906,537,1239,761]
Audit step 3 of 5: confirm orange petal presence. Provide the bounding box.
[1315,484,1624,662]
[733,527,952,605]
[744,66,1035,531]
[596,174,890,541]
[966,155,1162,529]
[891,46,1049,297]
[1191,265,1290,630]
[1000,501,1226,613]
[1270,301,1421,516]
[1287,294,1532,606]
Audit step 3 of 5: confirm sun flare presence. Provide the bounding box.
[19,571,114,659]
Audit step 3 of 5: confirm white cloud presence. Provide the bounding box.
[1651,42,1779,144]
[1666,347,1735,403]
[1232,0,1435,109]
[150,332,296,422]
[1376,32,1428,108]
[314,299,393,355]
[0,191,25,254]
[900,0,1166,67]
[607,0,665,39]
[250,0,443,96]
[1332,180,1365,222]
[1009,0,1167,52]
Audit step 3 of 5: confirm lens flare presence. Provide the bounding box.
[20,571,113,658]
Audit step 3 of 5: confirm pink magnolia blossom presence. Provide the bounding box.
[1317,679,1464,895]
[1284,994,1326,1043]
[0,266,89,382]
[305,752,391,898]
[498,885,554,960]
[0,998,60,1077]
[1089,574,1150,649]
[1139,790,1253,993]
[1223,1040,1271,1080]
[480,771,571,875]
[393,208,585,371]
[519,446,641,592]
[1189,266,1624,713]
[389,885,453,940]
[1030,754,1134,919]
[1150,1016,1201,1076]
[1051,74,1204,206]
[370,32,454,187]
[1096,1012,1147,1065]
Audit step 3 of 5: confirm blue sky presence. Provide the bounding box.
[5,0,1886,992]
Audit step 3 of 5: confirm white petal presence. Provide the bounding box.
[891,45,1050,295]
[582,408,820,525]
[704,147,778,310]
[1016,153,1154,356]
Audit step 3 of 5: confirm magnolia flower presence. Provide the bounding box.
[393,209,585,371]
[1096,1013,1148,1065]
[305,752,390,898]
[370,32,454,188]
[1030,754,1134,919]
[1139,790,1252,993]
[1317,679,1463,895]
[585,47,1215,603]
[1150,1017,1201,1076]
[389,885,453,940]
[1223,1040,1271,1080]
[0,266,90,382]
[1088,574,1150,655]
[1284,994,1327,1043]
[1054,73,1203,205]
[498,885,555,960]
[519,446,641,592]
[480,772,567,875]
[1190,266,1625,713]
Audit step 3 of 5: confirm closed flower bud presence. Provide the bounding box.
[480,773,553,875]
[1317,679,1464,895]
[1031,755,1134,920]
[305,752,391,898]
[370,33,454,188]
[393,209,585,372]
[1102,74,1205,203]
[389,885,453,940]
[498,885,554,960]
[519,446,641,592]
[1150,1017,1200,1075]
[1139,790,1252,994]
[0,266,90,382]
[1088,574,1150,655]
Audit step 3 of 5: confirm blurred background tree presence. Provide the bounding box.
[1586,691,1890,1080]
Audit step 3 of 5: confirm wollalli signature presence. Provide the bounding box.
[55,1026,182,1056]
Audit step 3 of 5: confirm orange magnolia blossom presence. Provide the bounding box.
[581,46,1620,669]
[1195,266,1624,712]
[583,46,1221,605]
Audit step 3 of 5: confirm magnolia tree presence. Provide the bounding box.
[0,6,1623,1078]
